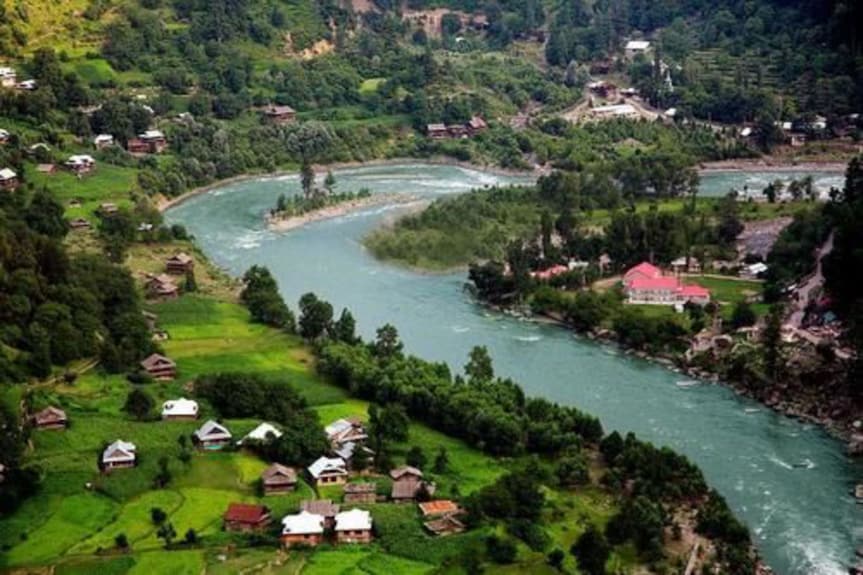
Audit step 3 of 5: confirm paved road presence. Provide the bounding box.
[788,231,834,327]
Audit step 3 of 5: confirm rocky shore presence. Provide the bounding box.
[501,306,861,455]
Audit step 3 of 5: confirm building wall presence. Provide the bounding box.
[281,533,322,547]
[336,530,372,544]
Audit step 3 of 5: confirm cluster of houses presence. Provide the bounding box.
[426,116,488,140]
[96,405,464,545]
[623,262,711,306]
[141,252,196,299]
[261,105,296,125]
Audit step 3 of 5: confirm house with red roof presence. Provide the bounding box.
[223,503,271,532]
[623,262,710,305]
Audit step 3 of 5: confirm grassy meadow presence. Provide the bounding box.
[0,294,632,574]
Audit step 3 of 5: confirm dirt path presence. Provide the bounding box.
[788,231,834,327]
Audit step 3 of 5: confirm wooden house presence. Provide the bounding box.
[281,511,325,547]
[262,105,296,125]
[127,130,167,154]
[0,128,9,144]
[98,203,118,216]
[447,124,468,138]
[418,500,460,518]
[390,467,435,503]
[239,422,283,446]
[193,420,232,450]
[145,274,179,299]
[424,514,465,536]
[223,503,271,532]
[334,509,373,544]
[343,482,377,504]
[0,168,18,191]
[93,134,114,149]
[300,499,340,529]
[102,440,136,470]
[389,466,424,483]
[68,218,92,231]
[262,463,298,495]
[36,164,56,175]
[140,353,177,379]
[33,406,67,430]
[426,123,449,139]
[165,252,194,274]
[325,417,367,447]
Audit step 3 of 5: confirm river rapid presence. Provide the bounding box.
[166,163,861,575]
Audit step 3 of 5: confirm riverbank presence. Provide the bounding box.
[157,156,543,214]
[266,193,418,232]
[514,304,861,450]
[699,159,847,173]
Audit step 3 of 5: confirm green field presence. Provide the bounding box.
[0,294,635,573]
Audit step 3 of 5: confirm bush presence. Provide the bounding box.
[486,535,518,564]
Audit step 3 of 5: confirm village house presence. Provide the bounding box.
[93,134,114,149]
[467,116,488,136]
[65,154,96,174]
[145,274,180,299]
[418,499,460,518]
[424,514,466,536]
[140,353,177,379]
[426,123,449,139]
[262,105,296,125]
[32,406,68,430]
[334,441,374,468]
[238,422,283,446]
[161,398,199,420]
[390,466,424,483]
[447,123,468,138]
[622,262,711,306]
[223,503,271,532]
[281,511,325,547]
[98,202,118,216]
[670,257,702,274]
[325,417,367,447]
[390,467,435,503]
[68,218,91,230]
[741,262,768,279]
[624,39,651,59]
[0,463,5,483]
[0,128,9,144]
[588,81,617,98]
[261,463,298,495]
[307,456,348,487]
[165,252,194,274]
[102,440,137,470]
[127,130,167,154]
[0,168,18,191]
[193,420,232,450]
[301,499,340,529]
[334,509,373,544]
[36,164,56,175]
[343,482,377,504]
[0,67,16,88]
[16,79,36,91]
[530,264,569,281]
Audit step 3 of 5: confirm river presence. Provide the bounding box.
[166,163,860,575]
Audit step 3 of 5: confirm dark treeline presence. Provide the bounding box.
[195,372,330,467]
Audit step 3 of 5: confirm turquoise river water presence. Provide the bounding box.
[166,163,860,575]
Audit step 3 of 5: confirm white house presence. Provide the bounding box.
[93,134,114,148]
[102,440,137,469]
[625,40,651,58]
[0,128,9,143]
[0,67,16,88]
[307,456,348,486]
[238,422,283,445]
[742,262,768,278]
[161,398,199,420]
[280,511,325,547]
[16,79,37,91]
[334,509,373,543]
[65,154,96,173]
[0,168,18,190]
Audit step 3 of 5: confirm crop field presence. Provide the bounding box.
[0,293,625,573]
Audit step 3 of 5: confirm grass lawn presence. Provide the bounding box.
[28,163,139,217]
[302,547,434,575]
[127,549,205,575]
